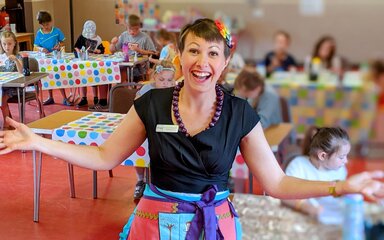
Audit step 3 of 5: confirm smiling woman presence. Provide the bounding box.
[0,18,384,240]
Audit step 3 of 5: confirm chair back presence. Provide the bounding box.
[279,96,291,123]
[102,40,111,55]
[8,57,40,103]
[109,82,142,114]
[29,57,39,72]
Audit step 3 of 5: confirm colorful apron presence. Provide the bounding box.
[119,184,242,240]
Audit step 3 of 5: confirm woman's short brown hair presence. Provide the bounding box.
[177,18,231,59]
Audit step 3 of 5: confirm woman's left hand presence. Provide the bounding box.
[344,171,384,201]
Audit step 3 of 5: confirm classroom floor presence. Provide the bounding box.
[0,89,383,239]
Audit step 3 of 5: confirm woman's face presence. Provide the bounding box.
[318,40,334,59]
[179,33,229,93]
[1,37,16,54]
[154,70,175,88]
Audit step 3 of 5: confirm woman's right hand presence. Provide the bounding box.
[0,117,40,154]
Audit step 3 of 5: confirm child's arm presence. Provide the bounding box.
[53,28,66,51]
[53,41,64,51]
[110,37,119,54]
[149,55,160,64]
[8,55,23,74]
[33,31,47,53]
[130,44,157,56]
[34,45,49,53]
[281,199,322,218]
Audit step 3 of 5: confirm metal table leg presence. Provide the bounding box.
[33,150,42,222]
[93,171,97,199]
[67,163,76,198]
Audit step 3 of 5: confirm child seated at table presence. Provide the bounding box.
[133,60,175,199]
[34,11,71,106]
[74,20,106,109]
[282,126,350,225]
[263,30,297,78]
[304,36,343,80]
[0,31,22,129]
[149,29,177,64]
[109,14,157,82]
[233,66,282,129]
[148,29,181,80]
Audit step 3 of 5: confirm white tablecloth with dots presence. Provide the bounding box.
[32,53,123,90]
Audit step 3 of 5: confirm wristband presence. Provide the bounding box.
[329,180,341,197]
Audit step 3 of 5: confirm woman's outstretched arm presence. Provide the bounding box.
[240,123,384,201]
[0,106,146,171]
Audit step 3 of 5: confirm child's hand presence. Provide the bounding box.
[52,44,61,51]
[271,56,281,68]
[93,49,101,54]
[129,43,139,51]
[111,37,118,44]
[8,55,18,62]
[307,204,323,219]
[40,47,49,53]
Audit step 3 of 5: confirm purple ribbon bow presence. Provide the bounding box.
[149,184,238,240]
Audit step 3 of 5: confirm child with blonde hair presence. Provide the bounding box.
[0,31,22,129]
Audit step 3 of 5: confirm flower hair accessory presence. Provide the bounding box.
[214,20,233,49]
[155,65,175,74]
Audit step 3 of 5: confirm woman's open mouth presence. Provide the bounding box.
[191,70,212,82]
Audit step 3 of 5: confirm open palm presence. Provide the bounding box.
[346,171,384,201]
[0,117,39,154]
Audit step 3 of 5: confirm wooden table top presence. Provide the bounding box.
[3,72,48,88]
[264,123,293,151]
[27,110,90,134]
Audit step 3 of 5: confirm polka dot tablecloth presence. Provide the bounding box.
[52,112,150,167]
[51,112,248,178]
[37,57,122,90]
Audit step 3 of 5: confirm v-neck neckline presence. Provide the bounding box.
[166,88,223,138]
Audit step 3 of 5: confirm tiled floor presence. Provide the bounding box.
[0,88,383,239]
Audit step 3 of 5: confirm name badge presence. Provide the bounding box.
[156,124,179,133]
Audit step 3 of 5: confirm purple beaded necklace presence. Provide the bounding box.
[172,81,224,137]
